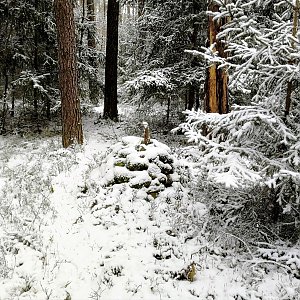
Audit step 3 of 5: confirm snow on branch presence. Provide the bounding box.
[125,69,175,94]
[201,0,300,98]
[175,104,298,189]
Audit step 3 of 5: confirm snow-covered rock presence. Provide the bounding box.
[96,136,180,200]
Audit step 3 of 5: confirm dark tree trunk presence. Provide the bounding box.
[185,90,188,110]
[54,0,83,148]
[205,2,229,114]
[11,68,15,117]
[285,81,293,117]
[166,96,171,124]
[103,0,119,120]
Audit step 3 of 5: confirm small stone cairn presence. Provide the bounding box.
[102,122,180,199]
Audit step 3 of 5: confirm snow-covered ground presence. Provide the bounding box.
[0,110,299,300]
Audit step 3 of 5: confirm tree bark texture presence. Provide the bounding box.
[103,0,119,120]
[54,0,83,148]
[205,2,229,114]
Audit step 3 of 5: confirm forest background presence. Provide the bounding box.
[0,0,300,299]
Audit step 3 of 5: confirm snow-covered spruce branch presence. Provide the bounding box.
[125,69,175,95]
[242,258,291,273]
[175,105,298,188]
[203,0,300,98]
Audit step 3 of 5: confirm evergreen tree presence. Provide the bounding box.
[0,0,101,133]
[87,0,101,104]
[178,0,300,242]
[76,0,105,105]
[204,0,300,112]
[124,0,207,118]
[0,0,58,133]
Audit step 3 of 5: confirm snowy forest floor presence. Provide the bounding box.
[0,106,299,300]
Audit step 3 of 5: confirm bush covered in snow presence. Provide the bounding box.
[176,104,300,244]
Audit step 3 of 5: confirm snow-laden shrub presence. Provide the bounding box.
[257,245,300,278]
[123,68,186,128]
[176,104,300,242]
[0,136,84,282]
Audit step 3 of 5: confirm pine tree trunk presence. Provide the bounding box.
[54,0,83,148]
[103,0,119,120]
[11,89,15,117]
[11,68,15,117]
[205,2,229,114]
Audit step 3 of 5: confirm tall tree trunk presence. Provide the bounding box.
[285,0,299,117]
[195,87,200,110]
[11,89,15,117]
[205,1,229,114]
[103,0,119,120]
[54,0,84,148]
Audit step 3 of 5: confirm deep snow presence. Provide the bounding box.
[0,109,299,300]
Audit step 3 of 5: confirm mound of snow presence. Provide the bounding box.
[94,136,181,200]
